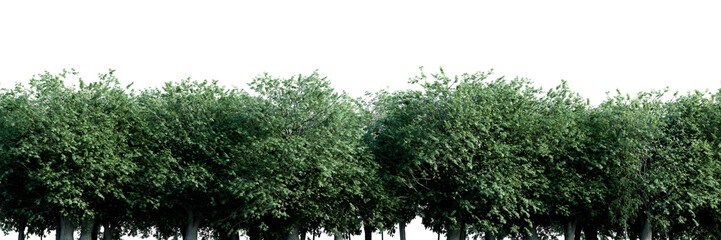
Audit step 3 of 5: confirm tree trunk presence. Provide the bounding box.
[57,215,74,240]
[91,222,99,240]
[301,230,307,240]
[183,209,202,240]
[333,231,342,240]
[102,223,113,240]
[565,217,579,240]
[364,226,372,240]
[399,223,406,240]
[447,228,460,240]
[459,223,467,240]
[286,227,300,240]
[573,223,583,240]
[640,213,652,240]
[584,225,598,240]
[17,219,27,240]
[484,232,495,240]
[79,220,95,240]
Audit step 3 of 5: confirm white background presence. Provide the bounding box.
[1,1,721,240]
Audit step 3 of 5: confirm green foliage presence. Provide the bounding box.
[1,69,139,234]
[370,68,552,235]
[2,68,721,240]
[243,72,370,235]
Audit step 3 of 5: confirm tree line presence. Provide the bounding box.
[1,69,720,240]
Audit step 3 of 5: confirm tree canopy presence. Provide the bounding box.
[2,68,721,240]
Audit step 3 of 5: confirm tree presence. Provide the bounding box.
[134,79,251,240]
[657,90,721,238]
[0,70,139,240]
[584,90,719,239]
[365,89,423,240]
[0,81,48,240]
[372,68,548,240]
[239,72,370,239]
[529,82,594,240]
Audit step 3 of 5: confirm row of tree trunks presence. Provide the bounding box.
[43,216,659,240]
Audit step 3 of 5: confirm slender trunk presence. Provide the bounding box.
[230,231,239,240]
[91,222,99,240]
[17,219,27,240]
[640,197,652,240]
[333,231,342,240]
[624,224,629,240]
[573,223,583,240]
[484,232,495,240]
[286,227,300,240]
[79,220,95,240]
[447,229,460,240]
[57,215,75,240]
[183,209,202,240]
[565,217,579,240]
[447,226,460,240]
[381,232,383,240]
[301,230,307,240]
[584,225,598,240]
[399,223,406,240]
[102,223,113,240]
[364,226,372,240]
[640,214,652,240]
[459,223,467,240]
